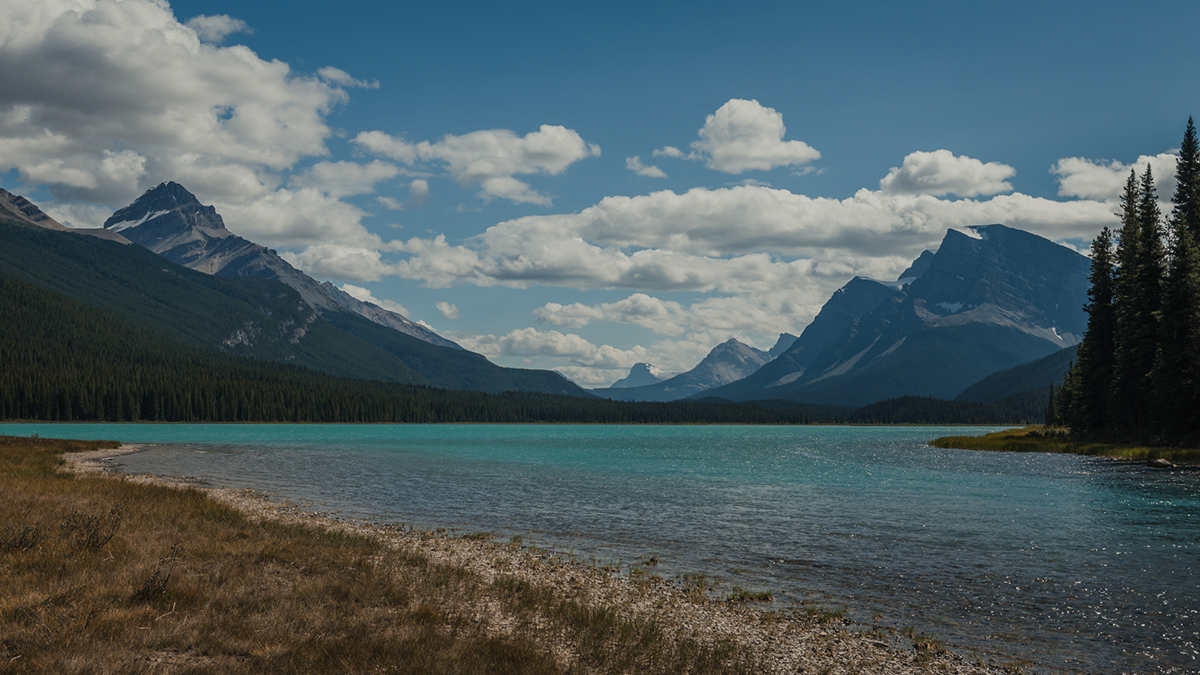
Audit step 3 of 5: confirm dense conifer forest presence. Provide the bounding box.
[1048,118,1200,443]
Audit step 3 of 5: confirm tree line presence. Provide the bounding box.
[1048,118,1200,442]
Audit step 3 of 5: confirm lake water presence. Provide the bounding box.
[4,423,1196,674]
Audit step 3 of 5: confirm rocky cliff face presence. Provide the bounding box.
[707,224,1091,406]
[105,183,459,349]
[599,338,771,402]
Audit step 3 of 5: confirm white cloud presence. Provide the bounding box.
[455,328,652,370]
[40,201,113,229]
[353,125,600,205]
[880,150,1016,197]
[0,0,353,207]
[626,155,667,178]
[436,301,461,320]
[684,99,821,174]
[282,242,396,282]
[289,160,399,198]
[653,146,687,159]
[317,66,379,89]
[184,14,251,43]
[339,283,410,315]
[1051,152,1178,201]
[535,292,817,340]
[375,179,429,211]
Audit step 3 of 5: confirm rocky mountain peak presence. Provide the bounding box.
[104,182,227,238]
[608,362,667,389]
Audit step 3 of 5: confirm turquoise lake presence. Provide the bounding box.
[4,423,1196,674]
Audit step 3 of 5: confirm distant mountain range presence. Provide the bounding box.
[0,185,587,397]
[704,225,1090,406]
[1,180,1091,413]
[597,337,778,402]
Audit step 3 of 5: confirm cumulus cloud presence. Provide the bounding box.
[535,292,809,339]
[436,301,461,320]
[339,283,410,315]
[455,328,651,369]
[673,99,821,174]
[880,150,1016,197]
[626,156,666,178]
[353,125,601,205]
[184,14,252,43]
[1051,152,1178,201]
[0,0,355,207]
[289,160,399,198]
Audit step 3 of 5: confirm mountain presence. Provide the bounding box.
[766,332,799,358]
[598,338,772,402]
[104,182,458,349]
[1,187,131,244]
[704,225,1090,406]
[955,343,1079,403]
[1,197,588,397]
[702,276,903,400]
[608,363,667,389]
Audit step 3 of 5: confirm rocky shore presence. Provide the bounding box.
[65,446,1008,675]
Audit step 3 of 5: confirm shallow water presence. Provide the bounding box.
[6,423,1197,673]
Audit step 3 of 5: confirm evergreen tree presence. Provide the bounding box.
[1171,117,1200,236]
[1110,166,1164,429]
[1154,118,1200,433]
[1066,227,1116,431]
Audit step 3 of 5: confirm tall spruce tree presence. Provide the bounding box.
[1066,227,1116,431]
[1153,118,1200,433]
[1110,166,1164,429]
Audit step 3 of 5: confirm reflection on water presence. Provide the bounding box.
[5,423,1197,673]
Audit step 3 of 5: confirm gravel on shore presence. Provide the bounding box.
[64,446,1009,675]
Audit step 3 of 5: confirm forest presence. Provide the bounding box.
[1048,118,1200,444]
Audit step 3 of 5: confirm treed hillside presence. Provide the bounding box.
[0,217,583,395]
[0,276,806,424]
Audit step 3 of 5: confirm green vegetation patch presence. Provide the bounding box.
[930,426,1200,464]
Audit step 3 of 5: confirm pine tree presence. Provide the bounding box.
[1154,118,1200,434]
[1066,227,1116,431]
[1110,166,1164,429]
[1171,117,1200,236]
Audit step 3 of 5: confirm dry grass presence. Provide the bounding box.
[0,435,760,674]
[930,425,1200,464]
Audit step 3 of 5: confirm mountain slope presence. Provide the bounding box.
[104,182,458,349]
[598,338,771,402]
[701,276,902,400]
[0,217,589,395]
[955,343,1079,403]
[0,218,428,384]
[706,225,1090,406]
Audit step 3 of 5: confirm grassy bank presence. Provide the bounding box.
[0,435,764,674]
[930,426,1200,464]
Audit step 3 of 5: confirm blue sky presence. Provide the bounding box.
[2,0,1198,385]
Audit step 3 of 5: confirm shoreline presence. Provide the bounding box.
[63,444,1012,667]
[61,444,1013,674]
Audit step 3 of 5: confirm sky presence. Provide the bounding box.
[2,0,1199,386]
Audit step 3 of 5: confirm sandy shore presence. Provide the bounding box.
[65,445,1008,675]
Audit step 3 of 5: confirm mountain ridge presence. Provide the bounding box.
[104,182,459,350]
